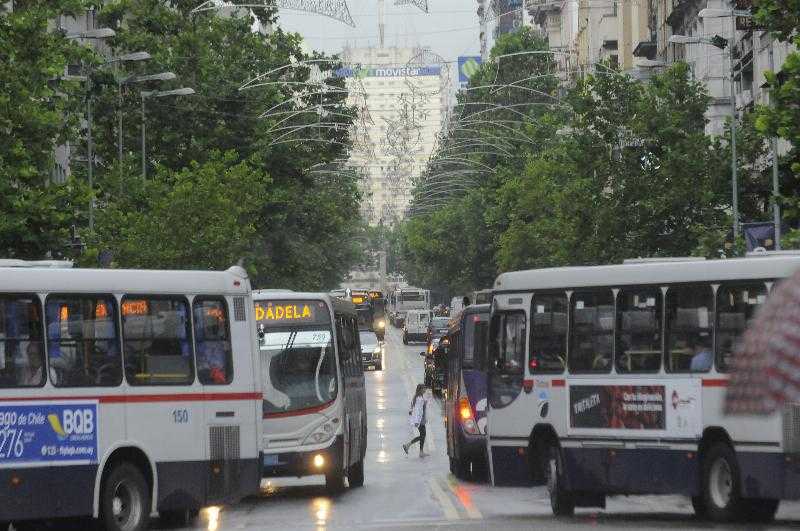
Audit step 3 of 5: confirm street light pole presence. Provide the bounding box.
[729,13,739,240]
[87,96,95,233]
[769,40,781,249]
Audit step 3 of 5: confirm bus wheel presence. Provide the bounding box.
[451,457,469,479]
[546,444,575,517]
[741,498,779,523]
[348,458,365,488]
[326,467,346,494]
[702,443,741,522]
[100,463,150,531]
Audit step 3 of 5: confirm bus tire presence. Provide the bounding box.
[741,498,779,523]
[100,462,151,531]
[546,444,575,517]
[348,458,365,488]
[451,457,469,479]
[702,442,741,522]
[326,468,346,494]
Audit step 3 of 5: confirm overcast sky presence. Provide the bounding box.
[276,0,482,62]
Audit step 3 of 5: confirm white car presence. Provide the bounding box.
[359,330,383,370]
[403,309,432,344]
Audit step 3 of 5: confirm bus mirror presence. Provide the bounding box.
[419,351,426,357]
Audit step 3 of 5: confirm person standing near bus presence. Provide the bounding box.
[403,384,431,457]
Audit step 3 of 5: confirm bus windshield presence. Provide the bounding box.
[260,329,338,415]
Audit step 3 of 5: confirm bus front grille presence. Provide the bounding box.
[783,404,800,453]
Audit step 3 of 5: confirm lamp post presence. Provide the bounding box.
[669,31,739,239]
[697,8,780,249]
[140,88,195,179]
[82,51,150,232]
[117,71,176,168]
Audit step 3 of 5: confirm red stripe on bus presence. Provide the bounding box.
[552,379,566,387]
[702,379,729,387]
[263,400,335,419]
[0,392,262,403]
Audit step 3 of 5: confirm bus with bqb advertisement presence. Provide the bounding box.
[253,291,367,494]
[486,253,800,522]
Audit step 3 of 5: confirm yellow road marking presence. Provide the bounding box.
[444,476,483,520]
[427,477,460,521]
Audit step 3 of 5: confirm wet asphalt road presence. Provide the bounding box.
[36,326,800,531]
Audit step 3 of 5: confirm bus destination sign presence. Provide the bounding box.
[255,300,330,326]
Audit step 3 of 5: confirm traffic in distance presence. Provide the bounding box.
[3,254,800,529]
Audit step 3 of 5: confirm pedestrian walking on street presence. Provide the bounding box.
[403,384,431,457]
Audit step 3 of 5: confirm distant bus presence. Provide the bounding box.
[445,304,490,480]
[0,262,262,530]
[388,287,430,327]
[254,291,367,494]
[486,254,800,522]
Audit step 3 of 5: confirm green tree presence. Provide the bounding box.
[0,1,92,259]
[81,1,361,288]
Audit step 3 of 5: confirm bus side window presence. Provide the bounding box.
[666,285,713,373]
[0,295,46,388]
[569,290,614,373]
[716,282,768,372]
[531,294,567,373]
[45,295,122,387]
[350,317,362,376]
[122,296,194,386]
[193,298,233,385]
[616,288,662,373]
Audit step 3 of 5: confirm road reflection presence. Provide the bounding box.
[311,497,330,528]
[201,506,220,531]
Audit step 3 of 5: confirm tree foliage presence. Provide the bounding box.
[79,0,362,288]
[401,30,734,294]
[0,1,92,258]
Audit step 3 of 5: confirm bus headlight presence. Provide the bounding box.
[303,419,337,445]
[378,320,386,328]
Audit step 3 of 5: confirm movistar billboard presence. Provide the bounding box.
[335,66,442,78]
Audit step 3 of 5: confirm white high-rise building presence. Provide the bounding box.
[340,46,449,226]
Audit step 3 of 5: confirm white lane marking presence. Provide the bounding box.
[444,476,483,520]
[427,477,460,521]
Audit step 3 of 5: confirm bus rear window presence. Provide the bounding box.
[463,314,488,370]
[401,292,425,302]
[193,298,233,385]
[0,296,45,388]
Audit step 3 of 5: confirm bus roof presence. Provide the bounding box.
[494,255,800,293]
[0,265,250,294]
[448,303,490,334]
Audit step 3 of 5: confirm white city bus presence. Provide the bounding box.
[388,287,430,327]
[0,262,262,531]
[486,253,800,522]
[253,291,367,493]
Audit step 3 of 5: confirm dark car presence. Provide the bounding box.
[426,316,450,346]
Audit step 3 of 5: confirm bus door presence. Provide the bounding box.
[487,299,532,485]
[192,296,245,503]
